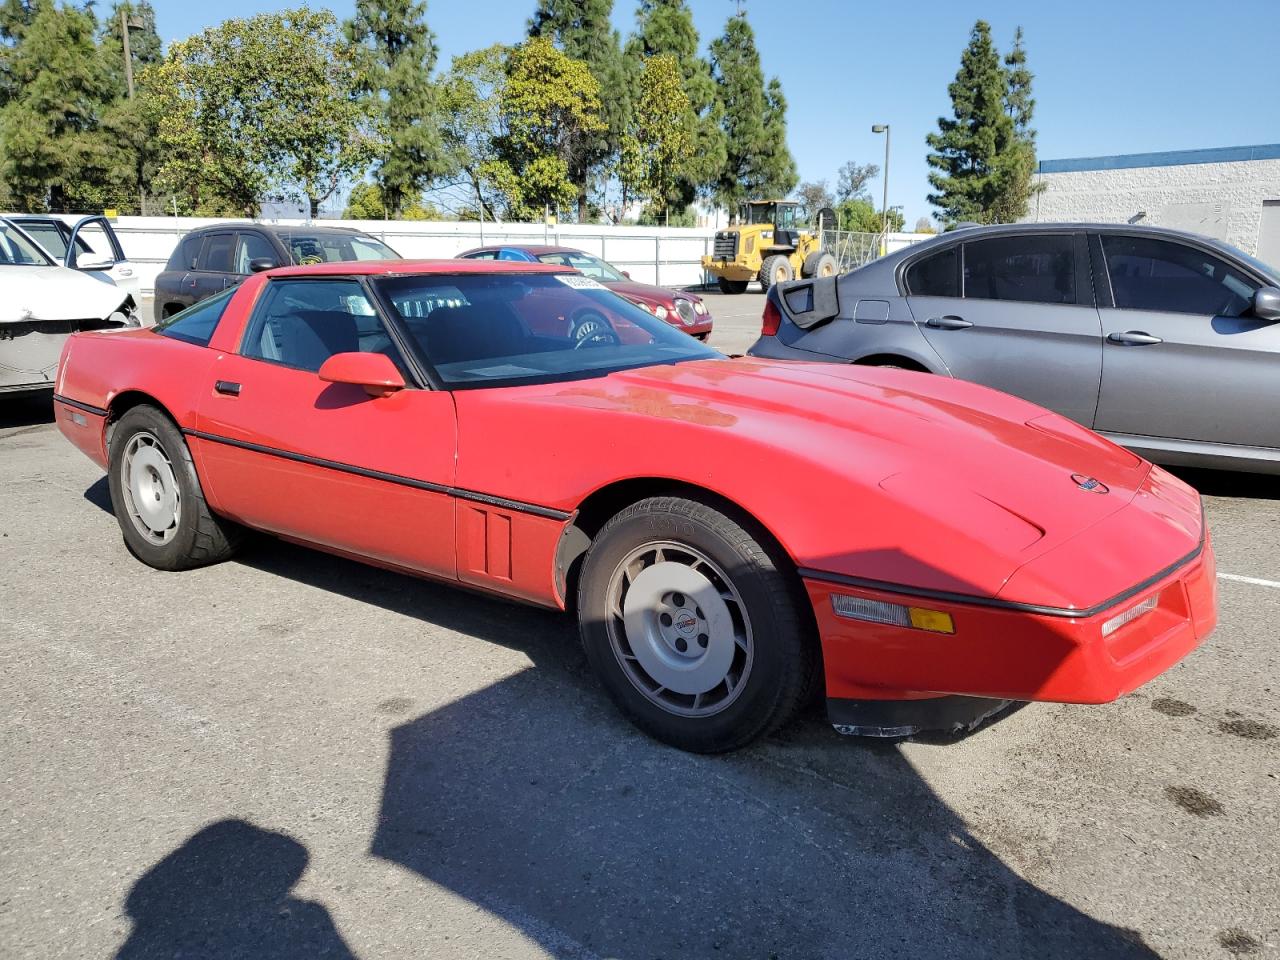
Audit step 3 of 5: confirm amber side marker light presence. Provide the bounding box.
[1100,594,1159,637]
[832,595,955,634]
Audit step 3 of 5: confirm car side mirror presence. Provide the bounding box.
[1253,286,1280,321]
[76,254,115,271]
[318,352,406,398]
[248,257,277,273]
[621,270,631,279]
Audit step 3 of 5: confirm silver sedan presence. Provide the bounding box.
[749,222,1280,473]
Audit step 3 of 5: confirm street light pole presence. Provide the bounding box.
[872,123,890,255]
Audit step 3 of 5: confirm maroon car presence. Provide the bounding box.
[456,244,713,340]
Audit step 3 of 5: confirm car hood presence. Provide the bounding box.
[603,279,700,305]
[490,357,1199,606]
[0,265,127,323]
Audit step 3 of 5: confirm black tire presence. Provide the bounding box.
[107,404,243,571]
[759,255,793,292]
[577,496,815,753]
[716,277,749,295]
[802,251,838,279]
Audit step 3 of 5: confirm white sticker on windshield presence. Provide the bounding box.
[555,274,606,290]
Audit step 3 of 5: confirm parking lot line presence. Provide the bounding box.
[1218,572,1280,589]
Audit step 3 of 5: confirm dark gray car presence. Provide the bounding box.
[152,223,400,323]
[749,222,1280,473]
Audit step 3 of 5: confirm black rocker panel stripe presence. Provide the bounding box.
[183,428,572,521]
[52,394,109,418]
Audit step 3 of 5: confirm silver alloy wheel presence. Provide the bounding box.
[605,540,754,718]
[120,430,182,545]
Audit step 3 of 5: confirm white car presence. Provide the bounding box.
[5,213,141,302]
[1,217,140,398]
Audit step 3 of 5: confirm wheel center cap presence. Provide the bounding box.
[674,612,698,637]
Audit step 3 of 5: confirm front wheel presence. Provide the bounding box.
[759,255,794,292]
[107,404,243,570]
[577,497,815,753]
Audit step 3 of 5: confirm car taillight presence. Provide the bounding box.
[761,298,781,337]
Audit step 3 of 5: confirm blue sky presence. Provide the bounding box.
[150,0,1276,225]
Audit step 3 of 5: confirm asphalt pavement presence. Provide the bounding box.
[2,291,1278,959]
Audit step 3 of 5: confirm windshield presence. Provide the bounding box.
[536,250,625,282]
[0,219,55,266]
[373,273,720,389]
[284,233,400,265]
[744,203,776,225]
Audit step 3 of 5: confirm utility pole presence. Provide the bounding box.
[120,8,136,98]
[872,123,891,255]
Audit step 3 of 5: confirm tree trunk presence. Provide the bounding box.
[309,195,320,220]
[577,187,588,224]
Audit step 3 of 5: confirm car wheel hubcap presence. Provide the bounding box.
[605,541,753,718]
[121,431,181,544]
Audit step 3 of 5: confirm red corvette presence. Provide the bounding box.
[53,260,1216,752]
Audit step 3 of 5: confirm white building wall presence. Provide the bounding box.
[1027,157,1280,255]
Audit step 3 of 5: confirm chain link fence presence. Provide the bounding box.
[820,230,930,271]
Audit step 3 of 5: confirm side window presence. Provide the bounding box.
[21,221,68,258]
[168,234,202,271]
[1102,235,1258,317]
[963,235,1076,305]
[240,279,409,376]
[199,233,236,273]
[904,247,959,297]
[497,248,528,261]
[234,233,277,274]
[462,250,497,260]
[154,288,234,347]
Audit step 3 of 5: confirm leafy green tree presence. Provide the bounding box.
[0,1,116,211]
[619,54,692,223]
[437,44,509,220]
[528,0,627,220]
[346,0,449,217]
[926,20,1036,225]
[625,0,723,206]
[710,13,795,214]
[914,215,936,234]
[145,9,377,218]
[497,36,605,220]
[343,180,441,220]
[836,160,878,203]
[837,198,903,234]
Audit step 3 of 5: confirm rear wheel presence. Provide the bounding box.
[717,277,749,295]
[759,255,794,292]
[803,251,838,279]
[107,405,243,570]
[577,496,814,753]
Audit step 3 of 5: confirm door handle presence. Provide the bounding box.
[926,315,973,330]
[1108,331,1163,346]
[214,380,241,396]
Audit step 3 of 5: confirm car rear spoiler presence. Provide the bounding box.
[776,276,840,330]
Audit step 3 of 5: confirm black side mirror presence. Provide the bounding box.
[248,257,277,273]
[1253,286,1280,321]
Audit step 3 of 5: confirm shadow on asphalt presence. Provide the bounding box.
[0,392,54,430]
[1167,464,1280,501]
[103,536,1160,959]
[114,819,356,959]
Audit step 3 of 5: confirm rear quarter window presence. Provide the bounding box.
[904,247,959,297]
[154,288,234,347]
[167,234,202,271]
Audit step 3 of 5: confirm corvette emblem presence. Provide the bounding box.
[1071,473,1109,494]
[675,613,698,634]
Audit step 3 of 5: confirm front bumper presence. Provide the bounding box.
[700,257,757,282]
[806,534,1217,709]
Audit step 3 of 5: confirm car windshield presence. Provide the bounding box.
[283,233,399,265]
[535,250,626,282]
[0,219,55,266]
[374,272,721,389]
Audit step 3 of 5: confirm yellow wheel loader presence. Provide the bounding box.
[701,200,838,294]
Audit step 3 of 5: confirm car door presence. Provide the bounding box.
[906,232,1103,426]
[1093,232,1275,448]
[193,276,458,577]
[65,216,137,297]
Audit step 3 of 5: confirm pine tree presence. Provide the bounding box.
[1004,26,1035,138]
[626,0,724,207]
[990,25,1041,223]
[711,12,792,215]
[0,1,115,210]
[925,20,1019,225]
[528,0,628,220]
[346,0,449,217]
[99,2,162,213]
[758,77,797,198]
